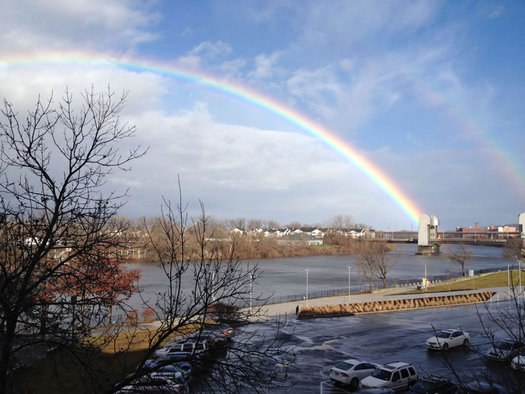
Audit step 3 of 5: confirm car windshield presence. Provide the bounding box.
[436,331,452,338]
[334,361,354,370]
[495,341,512,350]
[371,368,392,381]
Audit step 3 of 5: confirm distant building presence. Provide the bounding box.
[456,222,519,239]
[456,222,488,239]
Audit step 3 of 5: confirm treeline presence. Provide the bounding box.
[111,214,372,261]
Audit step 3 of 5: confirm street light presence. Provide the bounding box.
[347,266,351,302]
[249,272,253,313]
[519,260,522,299]
[305,268,310,306]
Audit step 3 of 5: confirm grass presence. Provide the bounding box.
[13,324,198,394]
[408,269,525,294]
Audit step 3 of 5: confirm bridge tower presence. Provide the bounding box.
[416,213,440,255]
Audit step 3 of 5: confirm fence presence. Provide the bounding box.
[256,264,522,306]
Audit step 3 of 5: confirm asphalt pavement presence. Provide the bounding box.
[257,282,513,321]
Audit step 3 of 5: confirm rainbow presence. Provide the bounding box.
[408,75,525,202]
[2,52,423,224]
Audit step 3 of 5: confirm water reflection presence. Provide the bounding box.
[125,244,508,309]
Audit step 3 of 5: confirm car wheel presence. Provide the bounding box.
[443,343,449,351]
[350,378,359,390]
[463,339,469,347]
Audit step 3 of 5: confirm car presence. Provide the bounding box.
[510,350,525,371]
[360,361,417,391]
[329,358,378,389]
[405,375,457,394]
[426,329,470,350]
[188,330,228,349]
[115,375,185,393]
[203,322,234,339]
[155,340,210,358]
[485,339,525,362]
[172,361,193,382]
[150,369,190,394]
[144,352,194,370]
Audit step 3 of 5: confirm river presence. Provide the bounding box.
[123,244,511,312]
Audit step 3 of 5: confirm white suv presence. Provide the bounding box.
[360,361,417,391]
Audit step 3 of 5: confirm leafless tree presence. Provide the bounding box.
[0,88,145,393]
[437,270,525,393]
[114,183,293,393]
[226,217,246,230]
[326,214,354,231]
[503,237,525,261]
[447,244,473,276]
[354,241,395,289]
[286,220,302,229]
[438,246,525,393]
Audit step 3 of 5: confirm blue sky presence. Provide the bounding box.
[0,0,524,230]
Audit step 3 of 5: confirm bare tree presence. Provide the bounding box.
[447,244,473,276]
[0,88,145,392]
[286,220,302,229]
[226,217,246,230]
[503,237,525,261]
[439,269,525,393]
[114,184,293,393]
[326,214,354,230]
[355,241,395,289]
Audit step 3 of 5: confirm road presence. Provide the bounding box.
[236,287,524,393]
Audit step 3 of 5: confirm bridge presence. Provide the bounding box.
[411,212,524,255]
[378,230,519,246]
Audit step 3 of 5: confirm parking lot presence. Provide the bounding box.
[240,300,524,393]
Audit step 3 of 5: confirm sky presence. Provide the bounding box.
[0,0,524,231]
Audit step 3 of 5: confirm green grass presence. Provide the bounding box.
[410,269,524,294]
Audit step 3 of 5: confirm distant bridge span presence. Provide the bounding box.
[378,231,519,247]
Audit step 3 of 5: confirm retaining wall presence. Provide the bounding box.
[297,291,495,319]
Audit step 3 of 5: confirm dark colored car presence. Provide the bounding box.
[115,375,183,393]
[203,322,234,339]
[189,330,227,349]
[485,339,525,362]
[172,361,193,382]
[406,375,457,394]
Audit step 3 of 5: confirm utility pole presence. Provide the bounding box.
[305,268,310,306]
[347,266,351,303]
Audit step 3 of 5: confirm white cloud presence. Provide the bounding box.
[293,1,438,51]
[488,6,504,19]
[0,0,160,54]
[220,58,248,78]
[249,52,281,79]
[188,41,233,59]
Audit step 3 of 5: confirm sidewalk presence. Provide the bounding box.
[257,285,511,321]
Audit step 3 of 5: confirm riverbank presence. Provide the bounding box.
[256,270,523,320]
